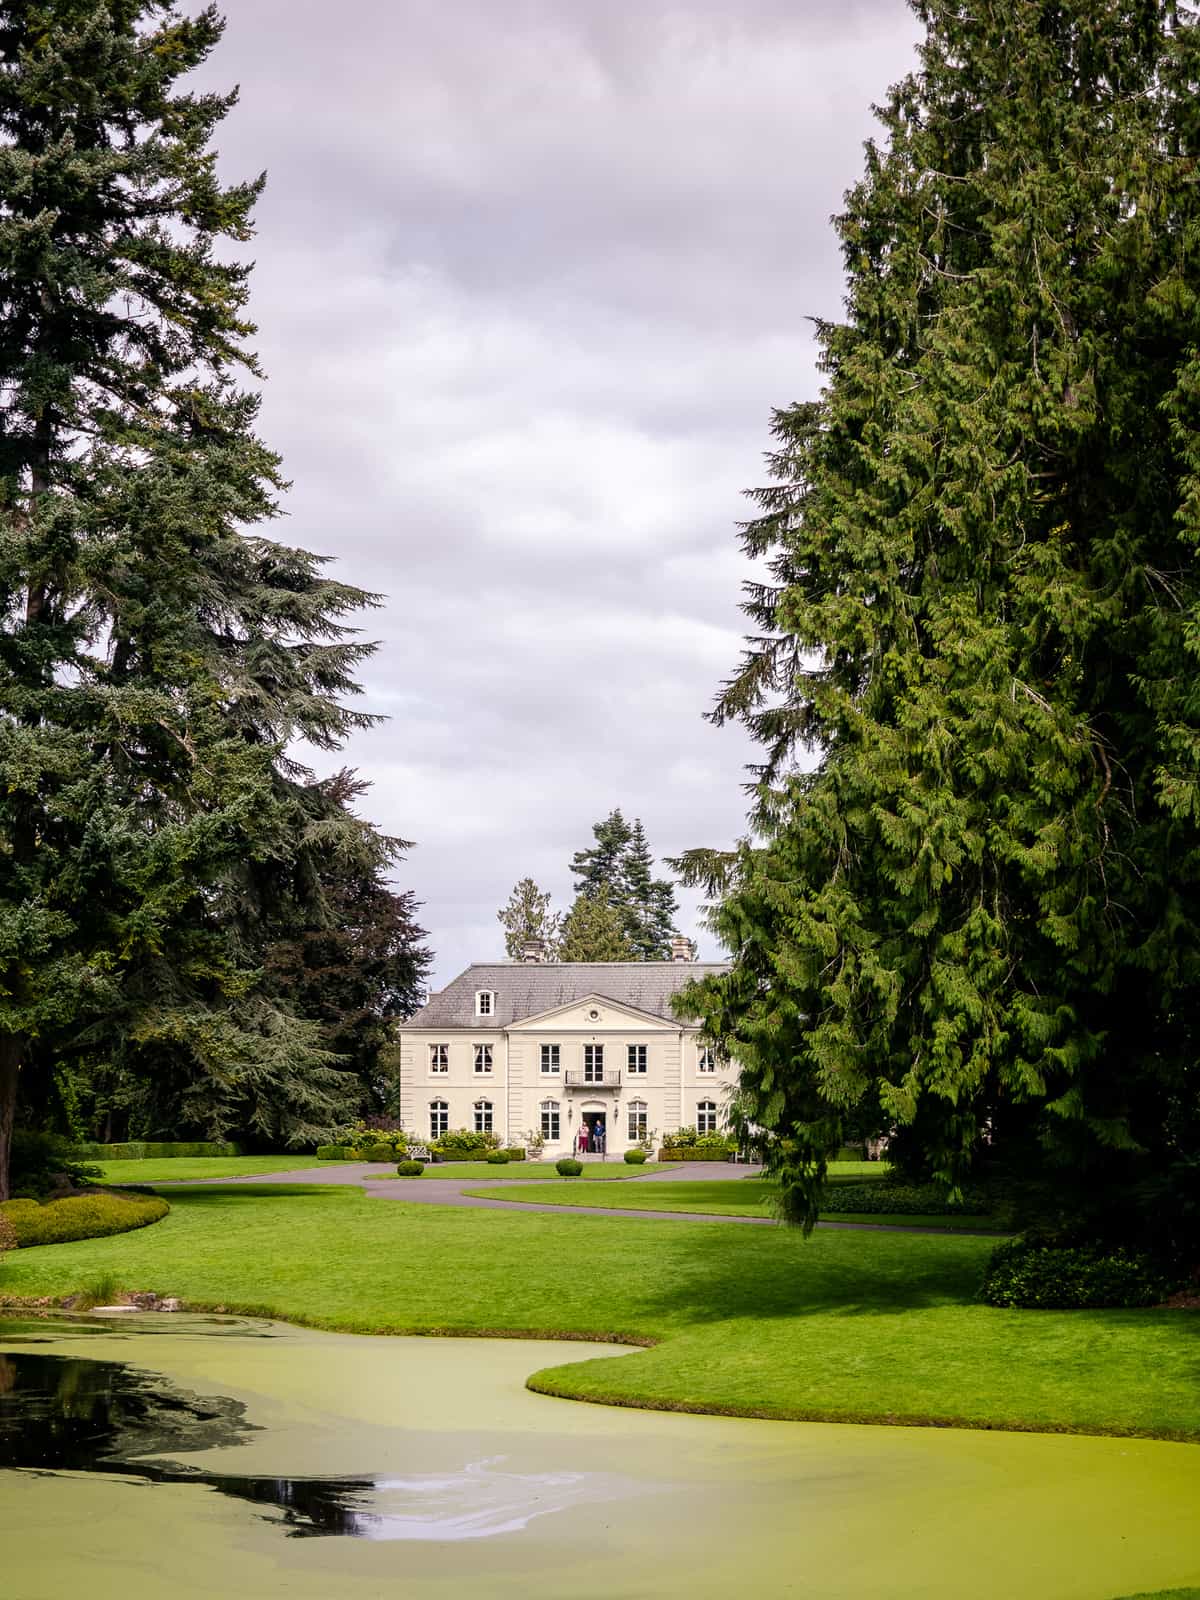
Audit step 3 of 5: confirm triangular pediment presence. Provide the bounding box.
[509,993,679,1032]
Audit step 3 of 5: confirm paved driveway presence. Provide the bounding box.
[150,1160,992,1233]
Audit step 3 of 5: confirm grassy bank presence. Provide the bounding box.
[0,1183,1193,1440]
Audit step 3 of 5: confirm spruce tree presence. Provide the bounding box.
[0,5,399,1190]
[679,0,1200,1237]
[557,889,635,962]
[497,876,561,959]
[621,819,679,959]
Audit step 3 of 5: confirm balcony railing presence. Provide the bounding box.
[563,1070,622,1089]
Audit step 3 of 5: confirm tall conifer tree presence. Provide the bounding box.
[0,4,406,1190]
[679,0,1200,1233]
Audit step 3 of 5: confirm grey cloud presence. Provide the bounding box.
[199,1,921,981]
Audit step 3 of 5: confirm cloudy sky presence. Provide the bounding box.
[203,0,923,985]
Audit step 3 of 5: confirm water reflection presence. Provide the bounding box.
[0,1351,630,1540]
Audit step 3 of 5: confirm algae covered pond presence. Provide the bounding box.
[1,1314,1197,1599]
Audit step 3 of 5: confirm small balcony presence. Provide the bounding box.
[563,1070,622,1090]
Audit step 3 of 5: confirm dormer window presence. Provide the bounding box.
[475,990,494,1018]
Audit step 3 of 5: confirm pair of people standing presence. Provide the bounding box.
[576,1120,605,1156]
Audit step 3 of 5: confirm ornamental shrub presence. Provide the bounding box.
[821,1182,990,1216]
[555,1158,583,1177]
[624,1149,648,1164]
[486,1150,510,1164]
[661,1126,698,1150]
[431,1129,500,1159]
[315,1144,349,1161]
[332,1122,411,1157]
[982,1239,1176,1309]
[501,1147,526,1162]
[396,1160,425,1177]
[0,1191,169,1247]
[361,1145,396,1163]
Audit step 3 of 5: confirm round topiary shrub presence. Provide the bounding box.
[486,1150,510,1164]
[363,1145,395,1163]
[623,1149,648,1164]
[396,1160,425,1177]
[555,1158,583,1177]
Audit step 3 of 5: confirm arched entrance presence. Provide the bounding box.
[579,1101,608,1155]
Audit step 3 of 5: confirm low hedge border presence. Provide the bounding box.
[820,1181,990,1217]
[78,1141,241,1161]
[0,1190,170,1248]
[657,1148,735,1163]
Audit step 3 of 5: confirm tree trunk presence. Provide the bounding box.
[0,1035,23,1202]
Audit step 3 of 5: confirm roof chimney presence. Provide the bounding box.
[670,936,695,963]
[520,937,548,963]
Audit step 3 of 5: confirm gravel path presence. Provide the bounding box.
[149,1161,998,1234]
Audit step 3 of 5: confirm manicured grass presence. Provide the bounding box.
[96,1155,356,1183]
[463,1177,1009,1231]
[0,1182,1194,1440]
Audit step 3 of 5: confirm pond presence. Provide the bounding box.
[2,1313,1197,1599]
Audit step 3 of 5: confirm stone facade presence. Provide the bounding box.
[397,958,735,1157]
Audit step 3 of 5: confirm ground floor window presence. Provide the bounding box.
[627,1100,647,1141]
[697,1100,718,1134]
[540,1100,560,1142]
[474,1099,493,1133]
[430,1100,449,1138]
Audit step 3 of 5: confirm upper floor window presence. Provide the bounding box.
[698,1046,717,1074]
[627,1100,648,1141]
[429,1043,449,1073]
[627,1044,647,1074]
[474,1043,493,1074]
[540,1043,560,1074]
[697,1100,718,1134]
[474,1099,493,1133]
[540,1100,560,1142]
[583,1043,604,1082]
[429,1099,449,1138]
[475,990,495,1017]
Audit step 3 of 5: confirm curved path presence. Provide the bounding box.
[152,1161,1000,1235]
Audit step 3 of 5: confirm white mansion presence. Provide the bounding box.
[397,939,736,1157]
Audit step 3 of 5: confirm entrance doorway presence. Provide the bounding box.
[581,1110,607,1154]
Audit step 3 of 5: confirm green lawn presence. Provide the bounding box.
[96,1155,359,1184]
[1,1182,1193,1440]
[463,1177,1009,1231]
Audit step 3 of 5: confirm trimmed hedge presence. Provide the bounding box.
[0,1190,170,1248]
[820,1181,990,1217]
[657,1148,734,1162]
[315,1144,351,1161]
[555,1158,583,1177]
[360,1145,396,1163]
[624,1149,648,1164]
[77,1141,241,1161]
[982,1239,1176,1309]
[486,1150,510,1164]
[501,1147,527,1162]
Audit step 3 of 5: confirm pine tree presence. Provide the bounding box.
[497,877,561,959]
[557,888,635,962]
[621,819,679,959]
[0,5,403,1190]
[678,0,1200,1238]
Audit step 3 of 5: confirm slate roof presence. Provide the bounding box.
[405,962,730,1030]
